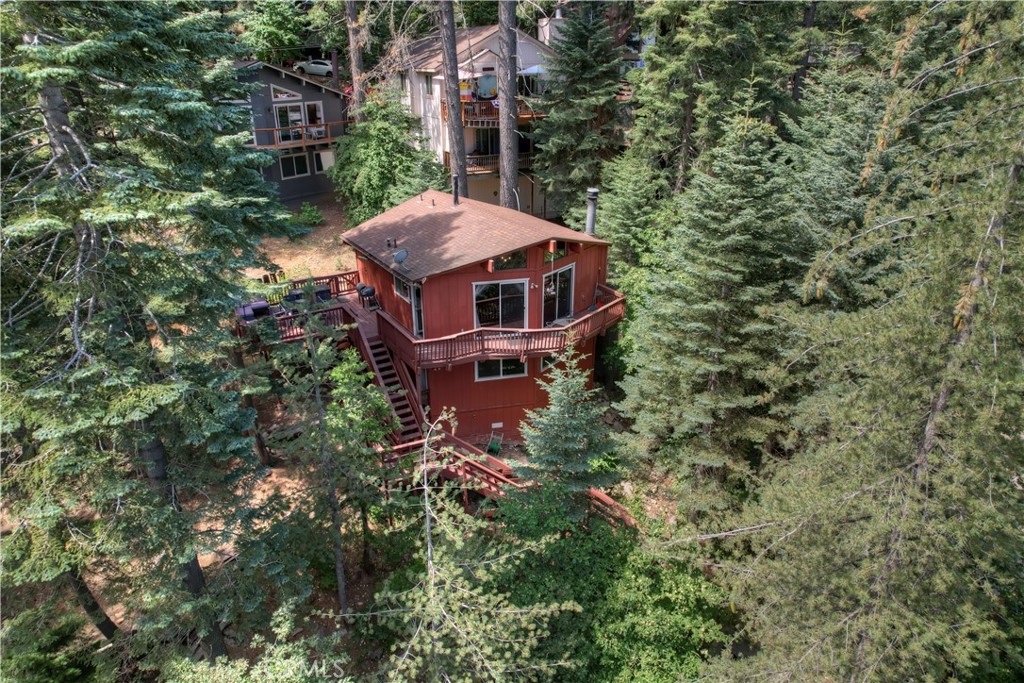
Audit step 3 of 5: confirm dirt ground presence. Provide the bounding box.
[245,194,357,280]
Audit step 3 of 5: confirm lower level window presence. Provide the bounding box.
[476,358,526,380]
[280,153,309,179]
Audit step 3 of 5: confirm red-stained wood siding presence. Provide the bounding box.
[427,338,597,442]
[419,243,609,338]
[355,253,414,331]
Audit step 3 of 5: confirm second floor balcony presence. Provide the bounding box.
[236,272,626,371]
[251,120,348,149]
[443,151,535,175]
[441,98,544,127]
[378,284,626,371]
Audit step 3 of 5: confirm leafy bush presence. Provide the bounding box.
[329,91,447,225]
[296,202,323,227]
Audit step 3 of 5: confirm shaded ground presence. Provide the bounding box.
[245,194,357,280]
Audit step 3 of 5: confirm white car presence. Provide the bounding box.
[295,59,333,77]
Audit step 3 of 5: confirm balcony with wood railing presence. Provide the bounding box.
[442,151,534,175]
[378,283,625,371]
[251,120,348,149]
[440,98,544,127]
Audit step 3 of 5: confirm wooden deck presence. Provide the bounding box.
[251,120,349,149]
[379,284,626,370]
[441,98,545,127]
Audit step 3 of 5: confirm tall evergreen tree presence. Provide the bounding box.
[238,0,309,63]
[617,104,802,520]
[1,0,292,661]
[627,0,800,192]
[374,419,569,681]
[710,3,1024,680]
[518,345,619,521]
[532,1,624,218]
[439,0,467,197]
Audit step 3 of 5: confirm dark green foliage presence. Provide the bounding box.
[532,2,625,217]
[329,91,447,224]
[498,488,725,682]
[372,471,568,682]
[518,344,619,520]
[239,0,310,63]
[617,106,802,518]
[628,0,801,191]
[1,0,294,661]
[0,604,104,683]
[707,3,1024,680]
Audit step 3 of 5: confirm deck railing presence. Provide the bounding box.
[441,98,544,125]
[443,151,534,174]
[378,284,625,369]
[238,271,361,341]
[251,120,348,149]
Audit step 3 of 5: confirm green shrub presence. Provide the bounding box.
[296,202,323,227]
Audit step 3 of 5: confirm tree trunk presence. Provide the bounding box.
[66,569,119,640]
[498,0,519,208]
[139,423,227,660]
[673,91,696,194]
[360,502,373,570]
[227,346,275,467]
[327,484,350,614]
[791,2,817,102]
[440,0,468,196]
[345,0,365,122]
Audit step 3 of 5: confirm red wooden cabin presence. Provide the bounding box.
[343,189,626,441]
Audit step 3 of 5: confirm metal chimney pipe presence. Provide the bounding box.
[452,174,460,205]
[585,187,599,235]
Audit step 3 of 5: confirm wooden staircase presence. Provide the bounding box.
[366,337,422,443]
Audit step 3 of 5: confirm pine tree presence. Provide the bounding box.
[518,345,619,521]
[1,0,293,661]
[532,2,624,217]
[627,0,800,193]
[709,3,1024,680]
[374,426,570,681]
[617,104,802,520]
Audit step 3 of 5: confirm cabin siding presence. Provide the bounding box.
[238,64,347,202]
[428,338,597,441]
[418,243,609,338]
[355,254,415,331]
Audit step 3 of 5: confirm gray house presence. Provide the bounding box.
[236,61,348,202]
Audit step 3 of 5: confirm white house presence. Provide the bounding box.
[395,25,557,217]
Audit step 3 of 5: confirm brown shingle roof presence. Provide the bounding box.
[342,190,608,283]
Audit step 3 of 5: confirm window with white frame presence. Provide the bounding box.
[424,74,434,97]
[394,274,411,302]
[476,358,527,381]
[279,153,310,179]
[271,85,301,100]
[313,151,335,174]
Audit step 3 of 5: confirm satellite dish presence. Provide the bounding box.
[393,248,408,265]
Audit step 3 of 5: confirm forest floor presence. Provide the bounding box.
[245,194,357,281]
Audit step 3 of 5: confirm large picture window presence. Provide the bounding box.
[280,153,309,179]
[476,359,526,381]
[474,280,526,328]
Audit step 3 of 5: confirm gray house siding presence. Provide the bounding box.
[238,64,348,202]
